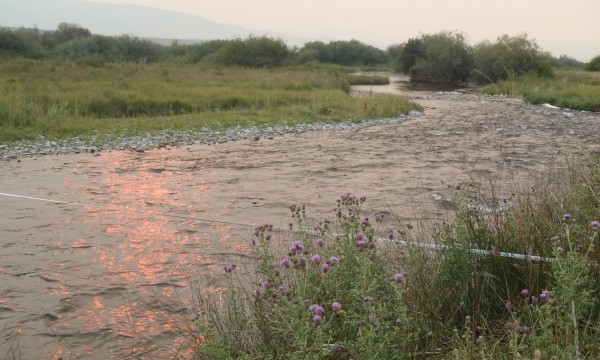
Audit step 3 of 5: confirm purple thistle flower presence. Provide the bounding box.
[356,240,367,249]
[311,254,321,265]
[395,318,402,326]
[505,301,513,311]
[540,290,549,302]
[531,296,539,305]
[312,314,322,325]
[562,213,572,222]
[330,256,340,265]
[520,288,529,297]
[393,273,406,283]
[274,268,280,277]
[591,220,600,229]
[224,264,235,273]
[322,263,330,273]
[357,233,366,241]
[261,280,271,290]
[309,304,325,315]
[316,238,324,247]
[280,257,290,268]
[291,240,304,252]
[405,221,414,229]
[297,256,307,268]
[331,302,342,312]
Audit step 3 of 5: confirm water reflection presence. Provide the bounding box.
[25,149,256,359]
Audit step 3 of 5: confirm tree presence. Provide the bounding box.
[386,43,404,62]
[42,23,91,50]
[472,33,553,83]
[395,38,423,74]
[54,23,91,43]
[0,28,43,58]
[551,54,584,69]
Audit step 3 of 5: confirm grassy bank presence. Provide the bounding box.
[0,59,420,143]
[193,148,600,359]
[483,70,600,111]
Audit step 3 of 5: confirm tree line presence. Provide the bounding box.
[0,23,389,67]
[1,24,597,83]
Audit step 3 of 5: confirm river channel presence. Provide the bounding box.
[1,77,599,359]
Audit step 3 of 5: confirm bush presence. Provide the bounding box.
[296,40,391,67]
[394,38,423,75]
[54,35,165,63]
[551,54,584,69]
[395,31,473,83]
[0,28,43,58]
[208,36,291,67]
[472,33,554,84]
[196,196,414,359]
[584,55,600,72]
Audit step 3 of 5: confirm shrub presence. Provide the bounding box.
[472,33,554,84]
[208,36,291,67]
[394,37,423,75]
[0,28,43,58]
[54,35,165,63]
[296,40,391,67]
[195,195,415,358]
[395,31,473,83]
[551,54,584,69]
[584,55,600,72]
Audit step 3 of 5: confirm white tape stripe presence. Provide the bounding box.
[0,191,554,263]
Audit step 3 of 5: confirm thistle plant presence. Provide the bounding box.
[194,151,600,359]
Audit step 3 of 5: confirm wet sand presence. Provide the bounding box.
[1,77,599,358]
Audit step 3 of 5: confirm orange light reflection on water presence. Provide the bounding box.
[66,149,246,357]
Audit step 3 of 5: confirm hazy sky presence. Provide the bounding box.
[80,0,599,61]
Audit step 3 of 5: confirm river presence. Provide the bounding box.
[1,77,599,358]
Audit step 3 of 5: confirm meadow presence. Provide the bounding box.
[483,70,600,112]
[0,59,418,143]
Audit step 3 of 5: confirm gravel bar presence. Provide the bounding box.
[0,111,423,160]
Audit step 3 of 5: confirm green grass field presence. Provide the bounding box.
[483,70,600,111]
[0,59,420,143]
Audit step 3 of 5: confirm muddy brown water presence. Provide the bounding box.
[1,77,599,359]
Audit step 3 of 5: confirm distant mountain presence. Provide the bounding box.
[1,0,315,46]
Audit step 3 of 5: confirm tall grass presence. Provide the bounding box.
[483,70,600,111]
[192,148,600,359]
[0,59,420,143]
